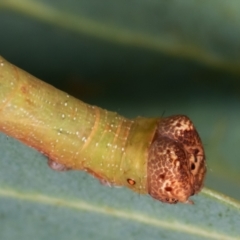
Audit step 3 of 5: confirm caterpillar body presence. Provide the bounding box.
[0,56,206,204]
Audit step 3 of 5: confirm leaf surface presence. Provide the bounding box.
[0,133,240,240]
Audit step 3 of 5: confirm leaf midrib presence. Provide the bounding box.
[0,186,238,240]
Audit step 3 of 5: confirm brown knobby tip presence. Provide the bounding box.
[147,115,206,204]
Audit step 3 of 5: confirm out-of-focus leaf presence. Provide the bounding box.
[1,0,240,72]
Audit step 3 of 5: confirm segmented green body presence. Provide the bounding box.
[0,56,206,204]
[0,56,158,194]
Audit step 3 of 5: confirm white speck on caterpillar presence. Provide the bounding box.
[96,142,99,147]
[62,114,65,118]
[64,102,67,106]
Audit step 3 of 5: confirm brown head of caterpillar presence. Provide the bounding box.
[147,115,206,204]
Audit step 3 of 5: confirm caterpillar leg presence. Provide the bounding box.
[99,179,115,187]
[83,167,118,187]
[47,159,70,171]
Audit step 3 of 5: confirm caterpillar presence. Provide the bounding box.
[0,56,206,204]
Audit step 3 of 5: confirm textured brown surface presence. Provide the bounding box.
[147,115,206,204]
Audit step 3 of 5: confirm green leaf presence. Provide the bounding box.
[2,0,240,73]
[0,0,240,239]
[0,134,240,240]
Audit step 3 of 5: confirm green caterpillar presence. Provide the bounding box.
[0,56,206,204]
